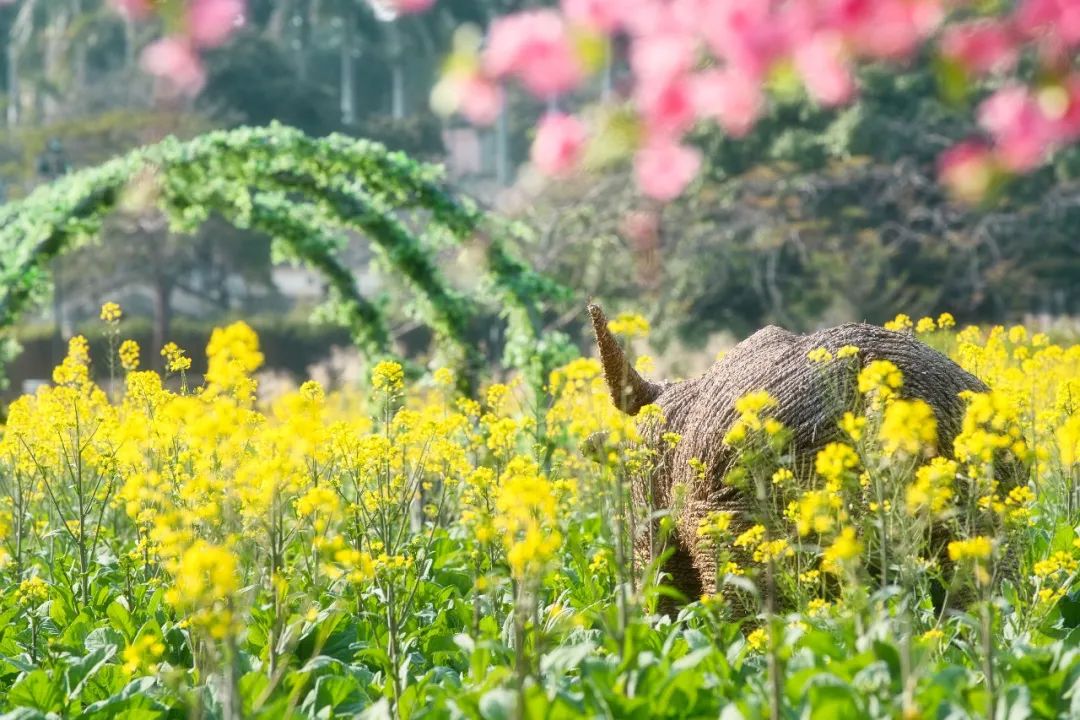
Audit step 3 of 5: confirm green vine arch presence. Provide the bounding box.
[0,124,569,389]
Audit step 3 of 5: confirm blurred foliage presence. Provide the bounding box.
[5,313,351,387]
[0,124,568,391]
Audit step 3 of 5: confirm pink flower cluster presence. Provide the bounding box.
[448,0,1080,202]
[110,0,246,95]
[937,2,1080,200]
[450,0,950,199]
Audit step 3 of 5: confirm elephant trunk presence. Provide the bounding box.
[588,303,661,415]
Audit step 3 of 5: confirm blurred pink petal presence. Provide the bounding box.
[634,138,701,201]
[795,33,855,106]
[978,86,1035,137]
[637,76,696,137]
[188,0,245,49]
[978,86,1054,171]
[484,11,584,98]
[531,112,588,176]
[692,68,762,137]
[701,0,785,80]
[109,0,152,19]
[941,20,1018,75]
[630,32,697,83]
[827,0,932,60]
[1016,0,1080,46]
[394,0,437,14]
[997,135,1048,172]
[458,75,504,126]
[614,0,697,37]
[561,0,622,32]
[939,140,996,203]
[141,37,207,95]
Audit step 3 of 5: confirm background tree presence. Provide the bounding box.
[514,63,1080,352]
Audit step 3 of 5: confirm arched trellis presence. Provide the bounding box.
[0,124,567,388]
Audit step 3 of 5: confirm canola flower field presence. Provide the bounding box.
[0,306,1079,719]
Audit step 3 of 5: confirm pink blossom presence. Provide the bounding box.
[825,0,941,59]
[692,68,762,137]
[977,86,1054,171]
[939,140,996,203]
[531,112,588,176]
[907,0,946,36]
[941,20,1018,75]
[1015,0,1080,47]
[393,0,437,14]
[616,0,698,37]
[458,75,504,126]
[701,0,786,80]
[634,138,702,201]
[636,76,696,137]
[561,0,622,32]
[853,3,923,60]
[109,0,152,19]
[188,0,245,49]
[630,32,697,84]
[484,11,584,98]
[141,37,207,95]
[795,33,855,106]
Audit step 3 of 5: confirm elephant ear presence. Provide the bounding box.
[588,303,662,415]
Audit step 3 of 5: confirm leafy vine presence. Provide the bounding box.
[0,124,567,388]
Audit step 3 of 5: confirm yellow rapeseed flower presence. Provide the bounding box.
[371,360,405,393]
[160,342,192,373]
[822,527,862,574]
[879,399,937,457]
[100,301,122,323]
[839,412,866,442]
[15,576,49,608]
[607,312,650,338]
[815,442,859,482]
[906,458,957,517]
[733,524,766,549]
[119,339,140,371]
[884,313,913,332]
[858,360,904,402]
[1059,414,1080,466]
[122,635,165,675]
[746,628,768,652]
[947,537,993,562]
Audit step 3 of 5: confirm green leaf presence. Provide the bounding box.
[47,587,77,629]
[81,677,158,718]
[306,675,366,718]
[66,646,116,699]
[671,647,713,673]
[59,611,95,649]
[106,601,137,643]
[540,642,595,679]
[479,688,518,720]
[0,708,49,720]
[7,670,64,713]
[807,683,861,720]
[84,626,123,656]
